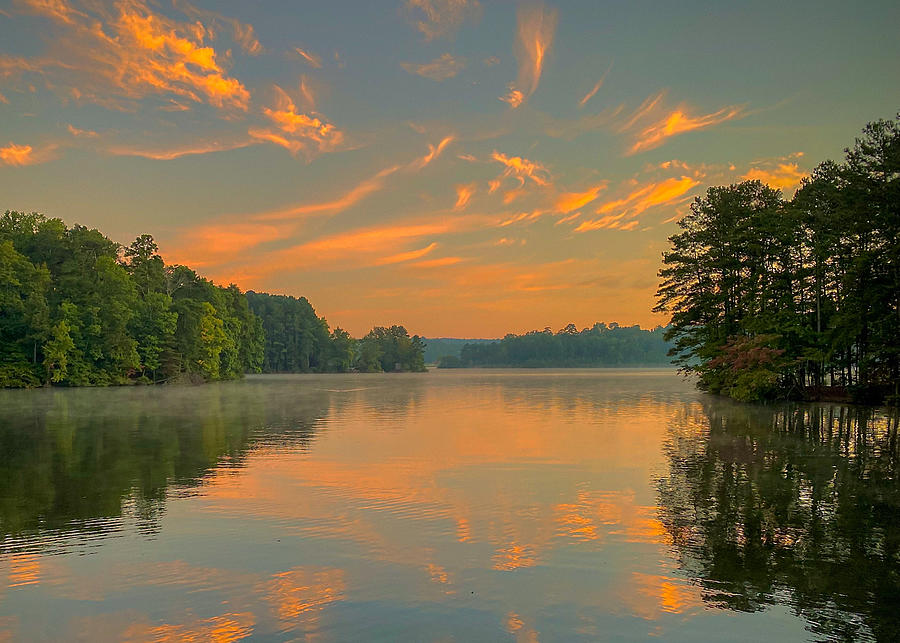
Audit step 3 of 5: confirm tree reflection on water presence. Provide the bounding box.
[657,398,900,641]
[0,380,334,547]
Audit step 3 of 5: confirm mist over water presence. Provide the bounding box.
[0,371,896,641]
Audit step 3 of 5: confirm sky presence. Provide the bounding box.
[1,0,898,338]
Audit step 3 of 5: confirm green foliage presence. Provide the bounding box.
[0,211,264,387]
[458,323,671,367]
[436,354,463,368]
[246,293,427,374]
[422,337,494,363]
[246,291,332,372]
[655,114,900,402]
[356,325,426,372]
[0,211,426,385]
[43,319,74,383]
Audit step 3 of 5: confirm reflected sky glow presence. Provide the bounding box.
[1,371,895,641]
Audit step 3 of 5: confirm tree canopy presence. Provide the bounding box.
[0,214,426,387]
[655,114,900,403]
[449,323,670,368]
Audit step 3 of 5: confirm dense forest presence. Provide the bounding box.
[245,291,426,374]
[656,114,899,403]
[440,323,670,368]
[0,212,424,387]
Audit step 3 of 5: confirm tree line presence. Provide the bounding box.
[246,290,425,374]
[0,212,424,387]
[439,323,671,368]
[655,114,899,403]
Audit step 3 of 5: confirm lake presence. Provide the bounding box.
[0,370,897,641]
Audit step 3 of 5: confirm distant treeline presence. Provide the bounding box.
[437,323,671,368]
[422,337,495,363]
[0,212,424,388]
[656,114,900,403]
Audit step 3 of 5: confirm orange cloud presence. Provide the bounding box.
[555,184,606,213]
[414,135,455,169]
[401,53,466,81]
[500,2,557,108]
[619,91,665,131]
[574,213,628,231]
[491,151,550,187]
[107,137,256,160]
[173,0,263,55]
[578,62,612,108]
[297,75,316,111]
[499,88,524,109]
[403,0,482,41]
[255,164,401,221]
[301,223,451,255]
[454,183,476,210]
[741,162,806,191]
[9,0,251,111]
[164,222,289,268]
[252,85,343,156]
[412,256,466,268]
[554,212,580,225]
[629,104,745,154]
[294,47,322,68]
[375,242,438,265]
[252,140,453,224]
[597,176,699,216]
[0,142,35,166]
[574,176,698,232]
[0,141,57,166]
[66,123,97,137]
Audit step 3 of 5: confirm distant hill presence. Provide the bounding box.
[422,338,496,364]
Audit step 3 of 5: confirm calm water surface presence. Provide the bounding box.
[0,370,897,641]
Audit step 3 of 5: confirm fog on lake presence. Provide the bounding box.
[0,370,897,641]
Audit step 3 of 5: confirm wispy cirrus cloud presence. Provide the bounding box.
[163,222,290,268]
[454,183,476,210]
[173,0,264,56]
[491,151,551,187]
[249,85,344,157]
[574,176,699,231]
[500,2,557,108]
[0,141,57,166]
[255,165,402,222]
[401,53,466,81]
[578,62,612,108]
[107,137,257,160]
[8,0,252,112]
[266,221,458,272]
[414,135,455,169]
[623,92,746,154]
[250,137,454,222]
[403,0,482,40]
[66,123,97,138]
[554,184,606,213]
[375,242,438,265]
[293,47,322,69]
[574,214,638,232]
